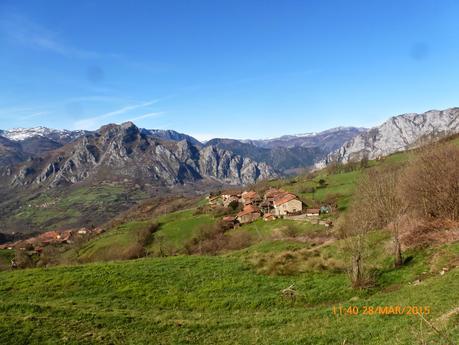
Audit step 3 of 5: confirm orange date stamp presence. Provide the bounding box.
[332,305,431,316]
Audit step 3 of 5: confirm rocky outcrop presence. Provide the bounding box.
[9,122,278,188]
[319,108,459,167]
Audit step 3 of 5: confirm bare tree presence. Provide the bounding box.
[356,166,407,267]
[338,202,372,288]
[400,143,459,221]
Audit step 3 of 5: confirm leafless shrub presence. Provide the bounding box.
[400,143,459,221]
[400,217,459,249]
[358,166,406,266]
[224,231,253,251]
[14,250,35,268]
[250,249,345,276]
[338,195,373,288]
[280,223,301,238]
[184,222,252,255]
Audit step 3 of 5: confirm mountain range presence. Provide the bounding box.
[1,106,459,233]
[0,125,365,189]
[2,107,459,190]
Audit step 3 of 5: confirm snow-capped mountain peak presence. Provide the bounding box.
[0,127,86,142]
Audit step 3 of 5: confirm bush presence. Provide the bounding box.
[184,222,252,255]
[228,200,241,212]
[400,143,459,221]
[280,224,301,238]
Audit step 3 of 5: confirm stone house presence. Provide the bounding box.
[221,190,241,207]
[272,193,303,216]
[237,205,261,224]
[241,191,261,206]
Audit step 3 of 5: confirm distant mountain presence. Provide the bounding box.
[0,135,24,167]
[0,127,88,144]
[205,138,322,173]
[205,127,365,173]
[244,127,367,152]
[319,108,459,167]
[8,122,277,189]
[0,125,365,175]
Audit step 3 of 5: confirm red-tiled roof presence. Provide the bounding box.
[242,191,259,199]
[273,193,298,206]
[37,231,60,242]
[237,205,260,217]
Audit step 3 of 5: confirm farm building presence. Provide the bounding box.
[241,191,261,206]
[208,195,223,207]
[221,190,241,207]
[237,205,261,224]
[306,208,321,217]
[272,193,303,216]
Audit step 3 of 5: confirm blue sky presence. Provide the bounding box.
[1,0,459,140]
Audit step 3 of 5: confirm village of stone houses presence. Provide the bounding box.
[0,187,333,267]
[207,188,333,227]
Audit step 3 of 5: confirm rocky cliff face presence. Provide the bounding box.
[205,138,323,172]
[320,108,459,166]
[9,122,277,188]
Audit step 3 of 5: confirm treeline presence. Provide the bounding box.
[339,142,459,288]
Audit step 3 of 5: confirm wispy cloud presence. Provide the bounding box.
[0,12,168,74]
[0,13,106,59]
[128,112,164,122]
[0,106,50,120]
[73,100,159,130]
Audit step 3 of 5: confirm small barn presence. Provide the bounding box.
[306,208,320,217]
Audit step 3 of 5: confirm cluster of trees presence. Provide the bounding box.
[340,143,459,288]
[325,154,370,175]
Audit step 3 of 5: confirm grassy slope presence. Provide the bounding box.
[0,248,457,344]
[76,220,154,262]
[1,140,458,344]
[11,185,148,231]
[147,209,215,254]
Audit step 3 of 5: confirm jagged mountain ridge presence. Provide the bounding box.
[0,126,366,173]
[243,127,367,152]
[320,107,459,166]
[204,138,323,172]
[8,122,277,188]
